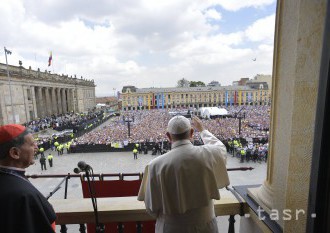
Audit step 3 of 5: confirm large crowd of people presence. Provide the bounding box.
[72,106,270,148]
[21,109,108,152]
[24,105,270,164]
[23,109,105,133]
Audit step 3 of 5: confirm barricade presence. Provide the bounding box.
[71,141,171,153]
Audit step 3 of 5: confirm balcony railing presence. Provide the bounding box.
[50,190,246,232]
[27,170,251,233]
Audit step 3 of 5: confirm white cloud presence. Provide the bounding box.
[245,14,276,43]
[0,0,276,97]
[204,8,222,20]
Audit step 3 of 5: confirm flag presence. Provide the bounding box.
[48,51,52,66]
[4,48,12,55]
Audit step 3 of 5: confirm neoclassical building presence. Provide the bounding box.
[0,63,96,125]
[120,84,271,111]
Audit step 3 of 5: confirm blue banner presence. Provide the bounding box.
[225,91,228,107]
[138,96,143,107]
[248,92,252,103]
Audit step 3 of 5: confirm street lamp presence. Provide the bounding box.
[4,47,15,123]
[124,115,133,138]
[235,106,245,136]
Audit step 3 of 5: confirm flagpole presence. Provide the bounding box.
[4,47,15,123]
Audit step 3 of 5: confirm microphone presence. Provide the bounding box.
[73,167,82,174]
[74,161,92,173]
[78,161,91,171]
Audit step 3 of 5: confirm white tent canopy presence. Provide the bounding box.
[198,107,228,119]
[96,103,106,108]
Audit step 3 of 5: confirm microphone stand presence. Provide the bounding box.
[46,176,68,200]
[85,168,105,233]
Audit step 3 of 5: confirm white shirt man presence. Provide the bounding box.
[138,115,230,233]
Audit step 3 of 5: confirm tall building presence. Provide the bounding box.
[248,74,272,90]
[120,84,271,111]
[0,63,96,125]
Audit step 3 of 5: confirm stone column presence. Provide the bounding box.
[245,1,326,232]
[45,87,52,116]
[67,89,74,112]
[73,89,78,113]
[37,87,45,117]
[51,88,58,115]
[68,89,72,112]
[31,86,38,119]
[35,87,40,118]
[62,88,67,113]
[57,88,62,114]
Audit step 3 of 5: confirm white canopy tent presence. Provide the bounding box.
[198,107,228,119]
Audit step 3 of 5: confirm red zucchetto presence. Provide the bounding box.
[0,124,27,144]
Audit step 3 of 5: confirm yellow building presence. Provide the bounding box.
[120,84,271,111]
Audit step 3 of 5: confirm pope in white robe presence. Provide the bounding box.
[138,115,230,233]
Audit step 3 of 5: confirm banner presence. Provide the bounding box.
[225,91,228,107]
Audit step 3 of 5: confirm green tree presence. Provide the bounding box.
[189,81,205,87]
[177,78,190,87]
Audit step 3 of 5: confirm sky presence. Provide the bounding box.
[0,0,276,97]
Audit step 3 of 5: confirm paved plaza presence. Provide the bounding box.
[27,149,267,199]
[26,145,267,233]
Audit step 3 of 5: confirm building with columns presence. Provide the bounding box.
[120,84,270,111]
[0,63,96,125]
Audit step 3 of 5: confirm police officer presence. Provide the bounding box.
[240,148,246,163]
[47,154,53,167]
[133,148,138,160]
[65,143,70,154]
[40,156,47,170]
[54,141,59,155]
[39,147,45,157]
